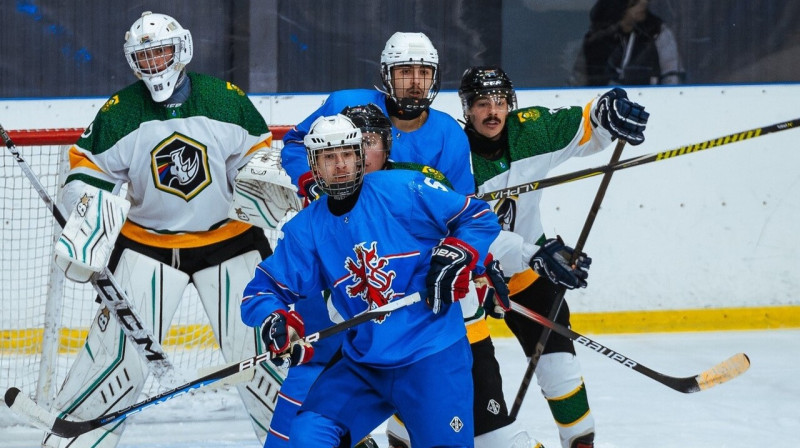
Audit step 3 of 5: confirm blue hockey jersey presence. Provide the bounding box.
[241,169,499,368]
[281,89,475,196]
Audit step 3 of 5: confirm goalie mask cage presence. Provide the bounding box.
[0,126,293,422]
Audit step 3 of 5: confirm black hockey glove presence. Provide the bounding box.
[261,309,314,368]
[426,237,478,314]
[530,236,591,290]
[592,87,649,145]
[474,255,511,319]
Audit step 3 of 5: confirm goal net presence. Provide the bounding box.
[1,126,292,424]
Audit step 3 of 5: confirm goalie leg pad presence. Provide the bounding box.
[54,186,130,283]
[193,250,283,444]
[43,250,189,448]
[386,414,410,448]
[42,310,140,448]
[537,353,595,448]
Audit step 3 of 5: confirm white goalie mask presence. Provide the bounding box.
[124,11,193,103]
[304,114,365,200]
[380,32,440,114]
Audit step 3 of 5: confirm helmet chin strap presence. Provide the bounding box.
[385,96,426,120]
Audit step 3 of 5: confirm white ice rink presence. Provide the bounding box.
[3,328,797,448]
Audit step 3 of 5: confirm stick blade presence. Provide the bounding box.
[4,387,57,432]
[695,353,751,391]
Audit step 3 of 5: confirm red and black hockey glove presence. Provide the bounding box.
[474,254,511,319]
[261,309,314,368]
[425,237,478,314]
[298,171,323,208]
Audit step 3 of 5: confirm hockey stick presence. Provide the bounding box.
[510,139,627,419]
[5,293,422,438]
[476,117,799,201]
[0,123,180,386]
[508,300,750,393]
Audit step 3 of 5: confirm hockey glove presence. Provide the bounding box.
[474,255,511,319]
[298,171,323,207]
[592,87,649,145]
[530,236,591,290]
[426,237,478,314]
[261,309,314,368]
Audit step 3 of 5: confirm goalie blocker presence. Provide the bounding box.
[54,186,130,283]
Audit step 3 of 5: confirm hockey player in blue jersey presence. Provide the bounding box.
[242,113,503,448]
[281,31,474,198]
[259,104,397,448]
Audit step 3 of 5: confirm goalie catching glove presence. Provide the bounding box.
[54,186,130,283]
[261,309,314,368]
[591,87,649,145]
[426,237,478,314]
[228,148,302,229]
[530,236,591,290]
[474,254,511,319]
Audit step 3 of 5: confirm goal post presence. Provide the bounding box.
[1,126,292,414]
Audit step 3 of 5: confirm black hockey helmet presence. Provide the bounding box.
[341,103,393,155]
[458,66,517,117]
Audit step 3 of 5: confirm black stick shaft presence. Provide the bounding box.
[509,139,626,419]
[477,117,799,201]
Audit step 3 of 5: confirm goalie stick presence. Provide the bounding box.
[0,123,180,386]
[476,117,800,201]
[4,294,421,438]
[510,139,627,419]
[509,300,751,393]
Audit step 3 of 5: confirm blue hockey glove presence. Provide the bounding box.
[426,237,478,314]
[261,309,314,367]
[592,88,649,145]
[530,236,591,290]
[475,255,511,319]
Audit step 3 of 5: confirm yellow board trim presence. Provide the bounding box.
[3,306,800,354]
[487,305,800,338]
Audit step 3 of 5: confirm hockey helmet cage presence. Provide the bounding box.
[342,103,393,156]
[124,11,193,102]
[304,114,365,200]
[458,66,517,118]
[380,32,440,114]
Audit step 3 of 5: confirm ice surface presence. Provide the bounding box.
[2,329,797,447]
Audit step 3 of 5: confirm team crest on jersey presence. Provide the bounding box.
[226,81,245,96]
[150,132,211,200]
[517,108,541,123]
[101,95,120,113]
[344,242,397,322]
[494,197,517,232]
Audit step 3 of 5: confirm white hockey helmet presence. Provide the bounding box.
[380,32,440,114]
[304,114,365,200]
[124,11,193,102]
